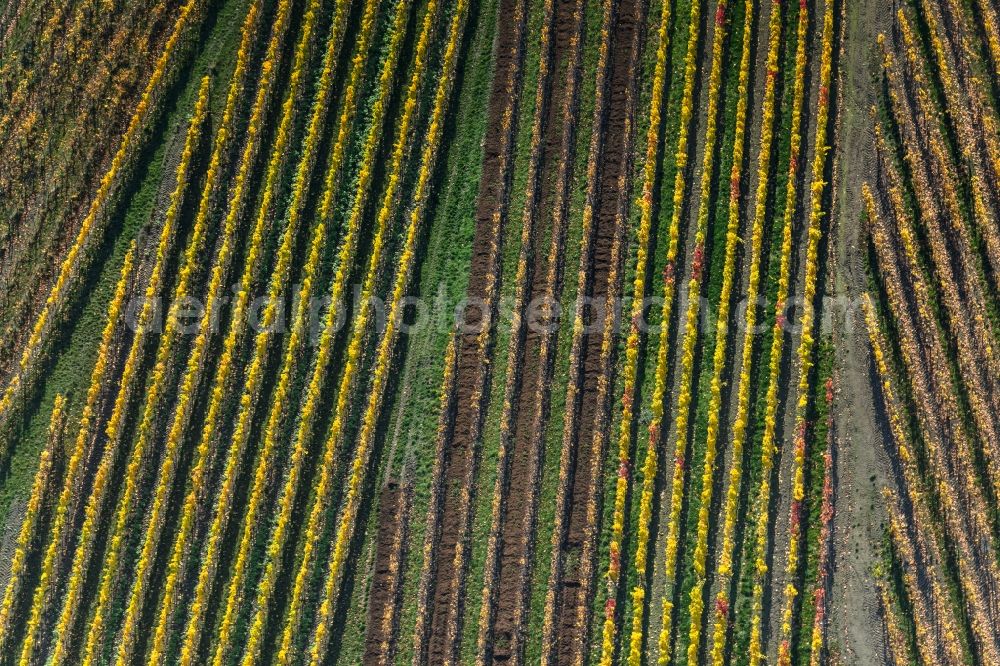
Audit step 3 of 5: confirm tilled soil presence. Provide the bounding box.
[421,0,526,660]
[549,0,640,660]
[363,480,408,665]
[483,0,582,661]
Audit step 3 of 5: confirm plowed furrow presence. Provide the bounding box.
[549,0,640,661]
[422,0,527,660]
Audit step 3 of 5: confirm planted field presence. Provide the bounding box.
[0,0,996,664]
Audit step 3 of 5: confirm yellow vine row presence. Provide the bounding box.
[657,1,730,661]
[973,0,1000,84]
[685,0,754,661]
[305,1,470,661]
[12,242,136,666]
[44,74,211,666]
[174,0,328,660]
[275,0,442,660]
[0,0,202,447]
[598,0,672,655]
[908,0,1000,364]
[0,393,65,649]
[861,289,962,664]
[918,0,1000,221]
[881,39,1000,517]
[775,2,834,662]
[893,10,1000,416]
[862,290,965,665]
[0,0,77,139]
[873,131,1000,562]
[884,491,946,666]
[0,0,168,322]
[238,0,409,661]
[745,0,811,660]
[139,0,299,660]
[708,0,788,661]
[213,0,388,662]
[106,3,274,663]
[806,378,834,666]
[865,174,1000,659]
[626,0,703,658]
[76,73,212,666]
[905,2,1000,291]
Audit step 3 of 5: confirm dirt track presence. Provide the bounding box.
[827,0,889,661]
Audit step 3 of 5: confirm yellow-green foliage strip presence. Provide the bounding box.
[656,2,728,661]
[598,0,671,656]
[626,0,703,659]
[275,0,442,657]
[775,3,833,663]
[174,0,328,661]
[708,1,785,662]
[76,74,212,666]
[242,0,418,666]
[209,0,384,661]
[745,1,810,662]
[106,3,270,663]
[12,243,136,666]
[139,0,300,661]
[0,0,202,444]
[44,74,211,666]
[239,2,414,664]
[0,394,65,649]
[305,1,470,661]
[685,1,754,661]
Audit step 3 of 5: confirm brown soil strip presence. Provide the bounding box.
[416,0,528,661]
[363,476,412,666]
[544,0,641,661]
[476,0,585,661]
